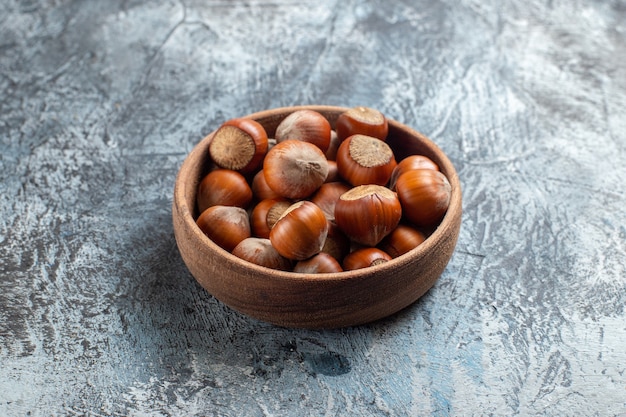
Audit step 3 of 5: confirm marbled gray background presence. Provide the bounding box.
[1,0,625,416]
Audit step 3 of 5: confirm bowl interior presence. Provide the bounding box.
[173,105,462,328]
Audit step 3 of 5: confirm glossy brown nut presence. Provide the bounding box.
[310,181,351,222]
[389,155,440,190]
[251,169,281,201]
[336,106,388,142]
[269,201,329,260]
[336,134,397,186]
[209,118,268,174]
[294,252,343,274]
[320,221,350,261]
[196,205,251,252]
[275,109,332,153]
[342,248,392,271]
[324,160,340,183]
[250,197,292,239]
[231,237,292,271]
[378,224,426,258]
[334,184,402,247]
[395,169,451,227]
[325,130,340,161]
[263,139,329,199]
[196,169,253,213]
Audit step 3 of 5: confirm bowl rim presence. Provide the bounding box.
[174,105,462,284]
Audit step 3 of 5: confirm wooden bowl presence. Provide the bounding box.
[172,105,462,329]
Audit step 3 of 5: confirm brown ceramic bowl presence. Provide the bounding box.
[172,105,462,329]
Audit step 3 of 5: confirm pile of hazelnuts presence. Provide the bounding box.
[195,106,451,273]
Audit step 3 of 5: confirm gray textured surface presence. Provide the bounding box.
[1,0,625,415]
